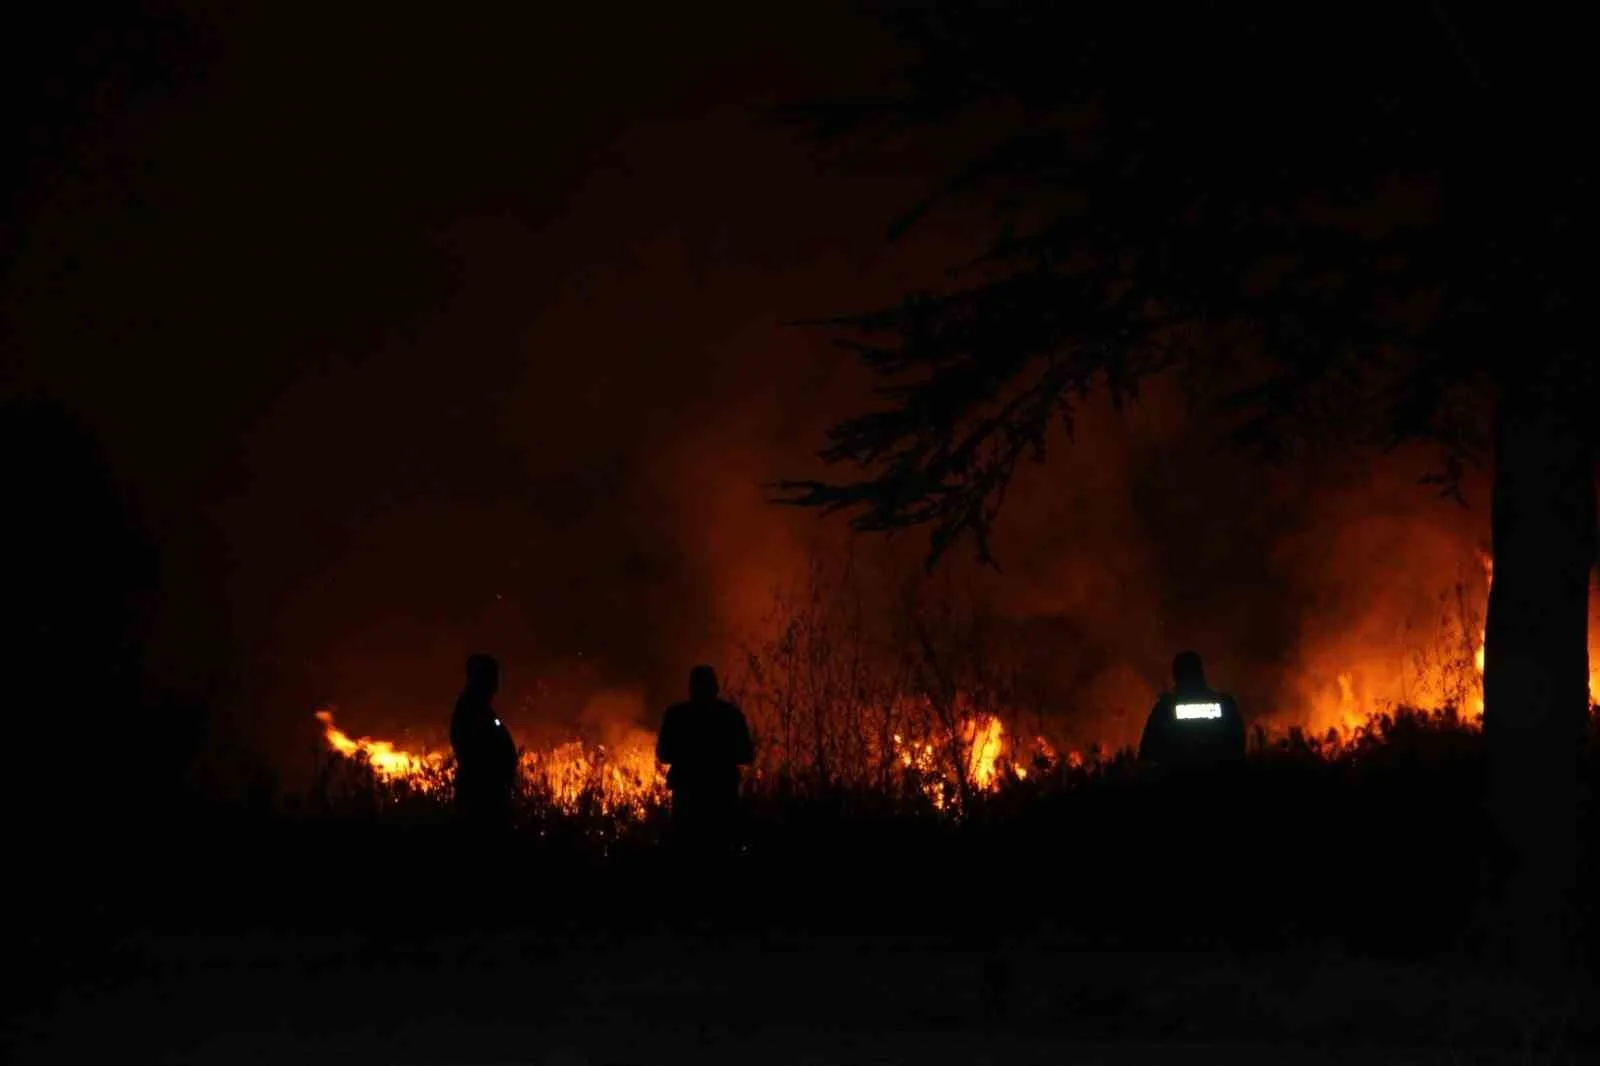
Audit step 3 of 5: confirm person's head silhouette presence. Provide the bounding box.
[1172,650,1206,690]
[688,664,719,702]
[465,653,500,698]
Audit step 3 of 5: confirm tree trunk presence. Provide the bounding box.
[1481,351,1595,975]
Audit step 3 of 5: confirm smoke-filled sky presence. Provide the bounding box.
[3,2,1502,769]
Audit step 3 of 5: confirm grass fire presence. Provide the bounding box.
[314,704,1045,815]
[13,4,1600,1060]
[308,545,1600,830]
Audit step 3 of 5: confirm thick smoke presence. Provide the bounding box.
[3,1,1512,780]
[694,369,1495,756]
[975,376,1493,747]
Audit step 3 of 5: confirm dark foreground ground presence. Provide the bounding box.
[14,924,1597,1065]
[9,741,1600,1064]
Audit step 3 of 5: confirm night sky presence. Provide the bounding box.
[3,2,1496,772]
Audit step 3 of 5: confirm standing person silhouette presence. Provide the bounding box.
[655,664,754,853]
[450,653,517,831]
[1138,651,1247,772]
[1136,650,1248,943]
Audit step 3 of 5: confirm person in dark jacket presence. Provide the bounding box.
[450,653,518,829]
[1138,650,1246,771]
[656,664,754,850]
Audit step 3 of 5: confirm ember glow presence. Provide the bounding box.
[1299,546,1493,736]
[961,715,1006,789]
[311,552,1600,815]
[1288,546,1600,737]
[519,731,667,815]
[887,713,1038,807]
[315,710,445,785]
[316,705,1049,814]
[1472,552,1492,716]
[314,708,664,813]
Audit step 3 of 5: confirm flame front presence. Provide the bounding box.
[961,715,1005,789]
[520,732,667,815]
[313,547,1600,811]
[887,712,1056,808]
[316,707,1038,814]
[315,708,666,814]
[315,710,445,786]
[1471,552,1491,716]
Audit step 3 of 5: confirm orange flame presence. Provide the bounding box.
[318,707,1039,814]
[1470,551,1491,717]
[961,715,1005,789]
[315,710,445,786]
[519,730,667,814]
[315,709,667,813]
[313,548,1600,814]
[888,712,1047,807]
[1304,548,1600,732]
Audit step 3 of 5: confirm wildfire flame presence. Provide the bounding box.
[1471,551,1491,716]
[1304,548,1600,733]
[962,715,1005,789]
[315,708,665,813]
[884,713,1058,807]
[519,733,667,814]
[317,707,1044,814]
[315,710,445,786]
[313,547,1600,811]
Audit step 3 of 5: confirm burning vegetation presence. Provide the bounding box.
[311,546,1600,820]
[315,704,1051,816]
[315,709,666,814]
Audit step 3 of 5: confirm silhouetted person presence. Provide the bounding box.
[1138,651,1246,772]
[656,665,754,852]
[451,654,517,830]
